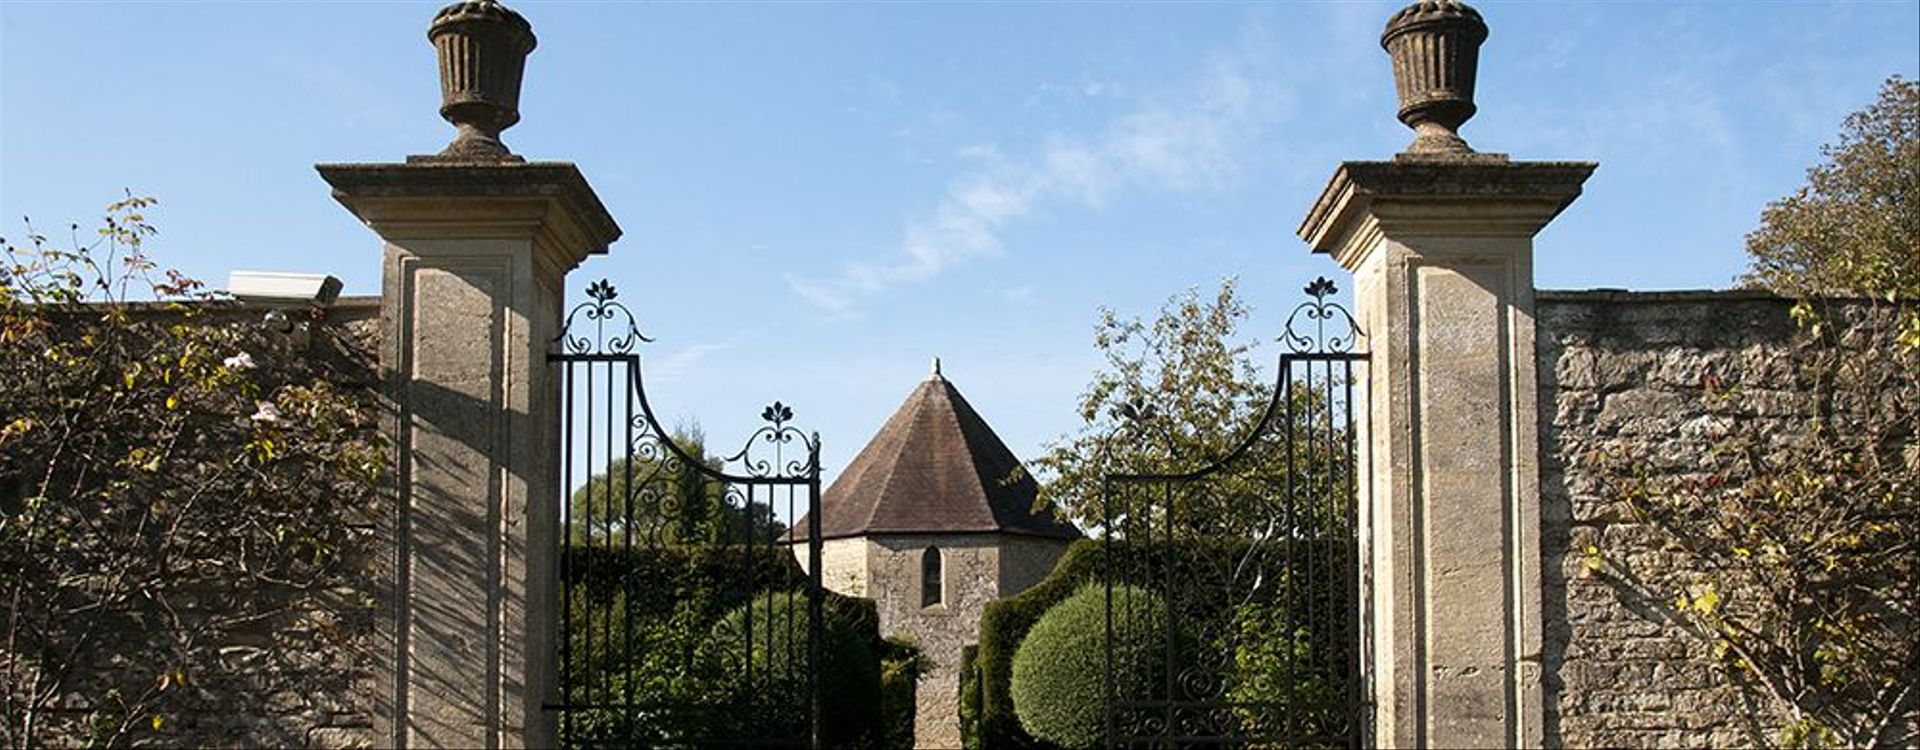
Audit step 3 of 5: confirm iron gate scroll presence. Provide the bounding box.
[547,280,825,748]
[1101,278,1367,749]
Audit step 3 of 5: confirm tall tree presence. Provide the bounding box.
[1030,278,1350,535]
[567,424,788,547]
[1742,75,1919,345]
[1030,280,1266,530]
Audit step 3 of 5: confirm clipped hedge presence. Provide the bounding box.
[969,538,1353,748]
[879,636,925,750]
[958,645,983,750]
[558,544,883,747]
[1012,584,1167,749]
[973,540,1105,748]
[705,590,883,746]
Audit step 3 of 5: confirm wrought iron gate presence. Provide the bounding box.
[548,280,825,748]
[1101,278,1366,748]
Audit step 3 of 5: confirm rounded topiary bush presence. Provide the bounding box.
[1011,583,1168,749]
[703,590,881,745]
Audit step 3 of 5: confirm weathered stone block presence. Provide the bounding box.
[1535,292,1899,749]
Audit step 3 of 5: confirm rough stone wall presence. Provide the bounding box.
[866,534,1001,749]
[189,300,386,750]
[994,534,1074,598]
[813,537,872,597]
[843,533,1063,749]
[1536,290,1872,748]
[8,298,387,749]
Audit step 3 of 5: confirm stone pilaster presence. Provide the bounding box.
[318,162,619,748]
[1299,156,1592,748]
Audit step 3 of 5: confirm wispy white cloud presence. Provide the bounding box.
[648,341,732,383]
[789,20,1289,314]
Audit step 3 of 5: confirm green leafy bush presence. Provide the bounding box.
[1228,598,1342,742]
[703,590,882,746]
[1011,584,1168,750]
[975,540,1103,748]
[958,645,983,750]
[557,545,881,747]
[879,635,924,750]
[974,539,1354,747]
[1,197,384,746]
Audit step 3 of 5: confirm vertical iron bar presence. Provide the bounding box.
[1103,478,1115,750]
[1161,480,1174,741]
[622,360,635,738]
[1319,357,1335,735]
[1313,358,1326,736]
[1282,358,1299,744]
[602,359,616,709]
[742,480,754,728]
[560,359,574,743]
[808,437,824,750]
[583,355,595,711]
[1344,357,1363,748]
[759,482,772,738]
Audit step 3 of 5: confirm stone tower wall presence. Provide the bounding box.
[809,536,872,598]
[861,532,1071,749]
[995,534,1075,597]
[868,534,1003,749]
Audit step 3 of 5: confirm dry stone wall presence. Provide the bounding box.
[185,301,386,750]
[1535,290,1905,748]
[5,299,387,749]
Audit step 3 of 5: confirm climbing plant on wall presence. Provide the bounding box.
[0,196,385,747]
[1585,300,1917,748]
[1586,80,1920,746]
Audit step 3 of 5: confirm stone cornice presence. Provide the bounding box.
[316,161,622,275]
[1298,158,1595,268]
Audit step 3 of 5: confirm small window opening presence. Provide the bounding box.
[921,547,944,608]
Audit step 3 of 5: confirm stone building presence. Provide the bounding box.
[790,360,1080,749]
[14,1,1912,747]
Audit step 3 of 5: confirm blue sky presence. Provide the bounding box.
[4,1,1916,490]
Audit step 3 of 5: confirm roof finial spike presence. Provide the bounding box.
[931,356,943,380]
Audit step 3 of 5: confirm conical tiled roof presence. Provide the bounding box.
[790,361,1081,541]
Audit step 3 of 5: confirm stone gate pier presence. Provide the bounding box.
[320,1,619,746]
[1297,2,1595,746]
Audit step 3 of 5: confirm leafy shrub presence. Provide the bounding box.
[0,197,384,746]
[1011,584,1167,750]
[974,540,1102,748]
[557,544,803,745]
[974,539,1354,748]
[958,645,983,750]
[703,590,882,746]
[556,545,881,747]
[1228,598,1344,742]
[879,635,924,750]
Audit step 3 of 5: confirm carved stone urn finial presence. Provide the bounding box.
[1381,0,1488,155]
[426,0,537,162]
